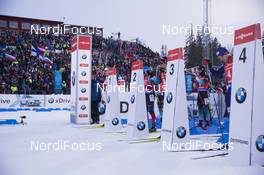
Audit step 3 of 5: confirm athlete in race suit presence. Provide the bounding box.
[156,68,166,118]
[196,65,211,129]
[208,47,233,117]
[223,54,233,117]
[144,71,157,132]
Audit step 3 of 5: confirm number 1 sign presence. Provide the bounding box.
[105,67,122,132]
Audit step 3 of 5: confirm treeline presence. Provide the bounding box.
[184,27,221,68]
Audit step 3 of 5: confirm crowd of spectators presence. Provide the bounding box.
[0,29,161,94]
[0,30,72,94]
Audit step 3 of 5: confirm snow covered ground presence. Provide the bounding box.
[0,111,263,175]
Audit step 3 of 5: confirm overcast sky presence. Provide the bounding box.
[0,0,264,52]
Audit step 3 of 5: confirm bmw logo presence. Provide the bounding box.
[107,96,110,103]
[82,54,87,59]
[81,88,86,93]
[112,118,119,126]
[48,98,54,104]
[235,87,247,104]
[137,121,146,131]
[166,92,173,103]
[130,95,135,104]
[81,71,87,76]
[176,126,187,139]
[72,71,76,86]
[256,135,264,152]
[81,105,86,110]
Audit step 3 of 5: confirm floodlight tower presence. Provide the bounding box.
[203,0,212,61]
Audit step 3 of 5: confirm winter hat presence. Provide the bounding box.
[216,47,229,57]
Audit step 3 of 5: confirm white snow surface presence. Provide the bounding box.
[0,111,263,175]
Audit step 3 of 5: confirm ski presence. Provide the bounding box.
[128,137,161,144]
[104,131,126,134]
[117,133,161,142]
[125,136,161,143]
[169,145,226,153]
[73,124,105,129]
[149,130,161,134]
[192,152,228,160]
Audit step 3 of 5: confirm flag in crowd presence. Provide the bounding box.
[31,45,53,66]
[0,50,17,62]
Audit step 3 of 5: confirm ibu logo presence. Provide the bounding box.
[235,87,247,104]
[81,54,87,59]
[166,92,173,103]
[130,95,135,104]
[107,96,110,103]
[81,71,87,76]
[176,126,186,139]
[112,118,119,126]
[256,135,264,152]
[137,121,146,131]
[81,88,86,93]
[72,71,76,86]
[81,105,86,110]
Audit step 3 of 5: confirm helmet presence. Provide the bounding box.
[216,47,229,57]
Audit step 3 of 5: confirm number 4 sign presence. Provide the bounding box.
[229,23,264,166]
[239,48,247,63]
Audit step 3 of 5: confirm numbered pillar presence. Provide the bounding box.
[127,60,149,139]
[70,35,92,124]
[104,67,122,132]
[229,23,264,166]
[161,48,190,151]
